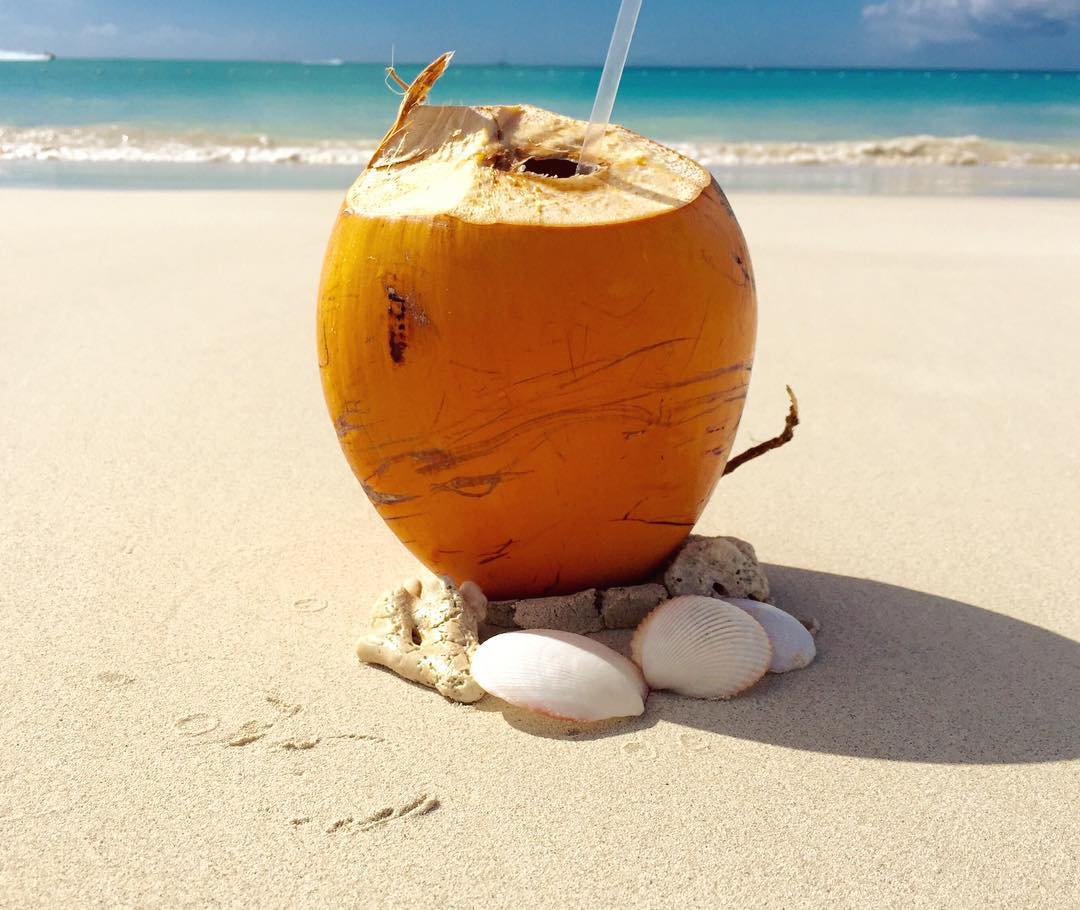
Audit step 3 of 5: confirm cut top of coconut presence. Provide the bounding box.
[346,103,711,227]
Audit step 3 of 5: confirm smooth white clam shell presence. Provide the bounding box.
[631,595,771,699]
[724,598,816,673]
[471,629,648,722]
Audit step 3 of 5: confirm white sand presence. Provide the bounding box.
[2,189,1079,907]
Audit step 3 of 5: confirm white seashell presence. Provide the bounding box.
[471,630,647,722]
[724,598,816,673]
[631,595,771,699]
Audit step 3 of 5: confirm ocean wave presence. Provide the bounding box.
[672,135,1080,168]
[2,125,1078,169]
[0,125,379,165]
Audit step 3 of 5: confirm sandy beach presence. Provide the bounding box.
[2,188,1078,907]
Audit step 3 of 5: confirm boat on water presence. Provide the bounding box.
[0,50,55,62]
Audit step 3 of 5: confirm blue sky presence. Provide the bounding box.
[5,0,1080,68]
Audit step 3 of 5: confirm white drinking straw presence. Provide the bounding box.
[576,0,644,175]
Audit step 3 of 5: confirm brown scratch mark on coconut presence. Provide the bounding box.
[386,287,410,364]
[360,481,417,506]
[580,287,654,321]
[663,399,744,429]
[365,378,750,483]
[335,413,365,438]
[366,448,457,480]
[557,336,693,388]
[564,330,578,380]
[449,359,500,376]
[510,337,689,389]
[409,448,460,474]
[478,538,516,565]
[616,516,695,528]
[382,512,424,523]
[540,429,568,460]
[647,364,751,393]
[539,568,562,595]
[686,306,710,363]
[732,251,751,287]
[432,392,447,427]
[430,470,532,498]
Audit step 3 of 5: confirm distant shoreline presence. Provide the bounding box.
[8,56,1080,74]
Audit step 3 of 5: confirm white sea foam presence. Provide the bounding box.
[0,126,379,165]
[1,125,1078,169]
[671,135,1080,169]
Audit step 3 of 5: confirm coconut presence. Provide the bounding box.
[318,54,757,598]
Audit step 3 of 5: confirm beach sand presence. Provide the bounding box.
[2,189,1078,907]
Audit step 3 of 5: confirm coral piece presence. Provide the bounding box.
[663,535,770,602]
[482,600,518,629]
[356,576,488,703]
[475,536,771,633]
[599,583,668,629]
[506,590,603,634]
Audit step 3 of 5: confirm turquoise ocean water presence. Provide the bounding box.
[2,58,1079,194]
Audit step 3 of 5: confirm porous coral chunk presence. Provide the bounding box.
[356,576,488,702]
[663,535,770,602]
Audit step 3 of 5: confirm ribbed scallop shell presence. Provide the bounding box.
[471,629,647,722]
[631,595,771,699]
[725,598,816,673]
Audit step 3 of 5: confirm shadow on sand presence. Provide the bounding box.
[480,565,1080,764]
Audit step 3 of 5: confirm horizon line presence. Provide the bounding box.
[12,55,1080,74]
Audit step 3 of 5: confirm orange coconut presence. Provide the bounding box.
[317,56,756,598]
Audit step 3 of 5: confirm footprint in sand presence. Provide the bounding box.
[294,597,328,614]
[325,795,440,834]
[266,694,302,717]
[95,671,135,689]
[174,713,221,737]
[173,714,270,746]
[176,691,383,753]
[678,732,711,754]
[277,737,321,751]
[224,720,276,747]
[275,733,385,751]
[621,740,658,762]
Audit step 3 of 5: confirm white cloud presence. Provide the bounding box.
[863,0,1080,46]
